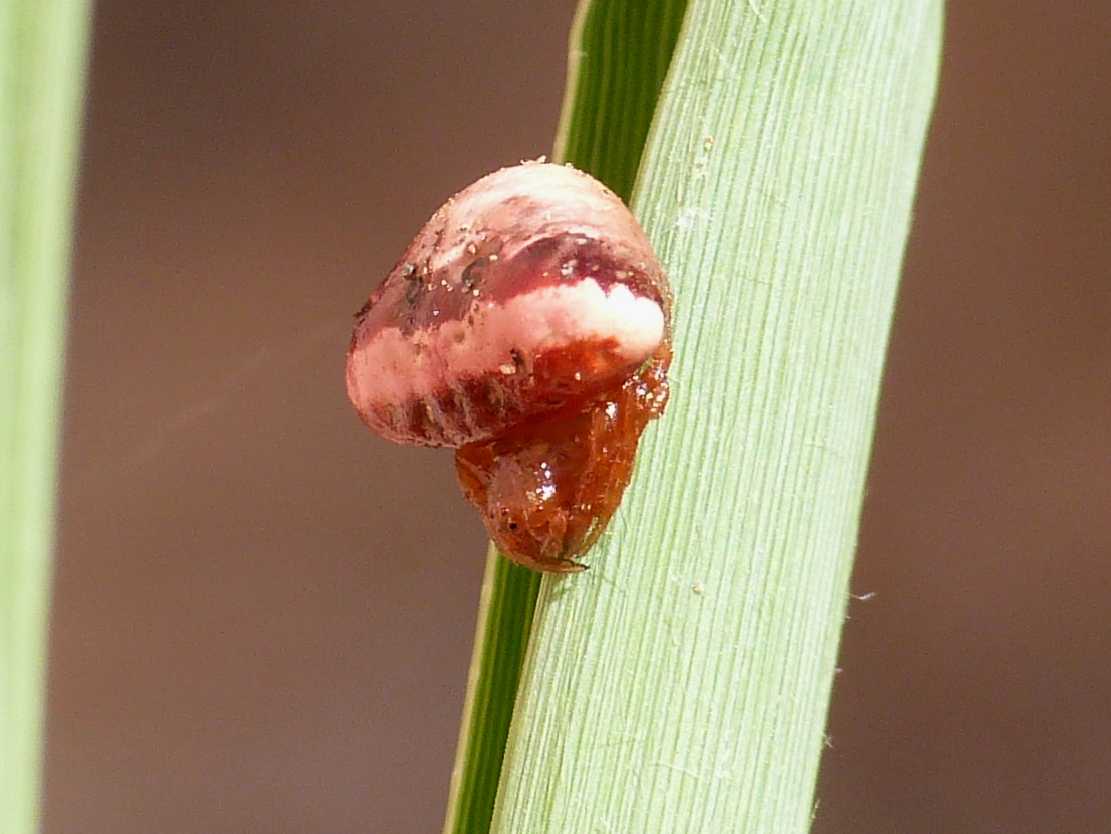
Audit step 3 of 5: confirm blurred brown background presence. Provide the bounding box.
[49,2,1110,832]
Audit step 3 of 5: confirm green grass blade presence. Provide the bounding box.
[1,3,92,833]
[441,3,688,833]
[555,0,691,201]
[491,3,942,833]
[442,549,540,834]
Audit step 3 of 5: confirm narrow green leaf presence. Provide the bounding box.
[555,0,691,201]
[491,2,942,833]
[1,3,92,833]
[442,550,540,834]
[441,2,688,832]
